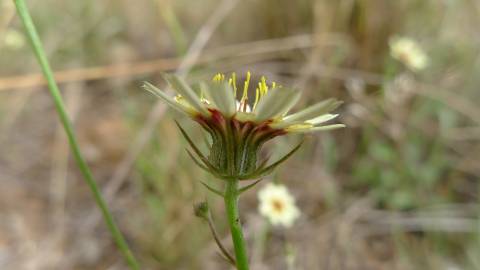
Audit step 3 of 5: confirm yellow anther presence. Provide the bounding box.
[257,82,263,97]
[253,87,260,111]
[212,73,225,82]
[174,94,183,102]
[241,71,251,102]
[260,76,268,95]
[211,72,279,112]
[231,72,237,97]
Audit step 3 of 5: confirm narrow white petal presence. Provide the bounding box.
[272,113,338,130]
[142,82,190,115]
[283,98,342,123]
[306,114,339,125]
[163,74,209,116]
[203,82,236,116]
[269,119,304,129]
[255,88,301,121]
[288,124,345,133]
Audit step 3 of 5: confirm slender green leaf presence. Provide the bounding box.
[240,140,304,180]
[186,149,214,172]
[238,179,263,194]
[200,181,225,197]
[14,1,140,269]
[176,121,221,174]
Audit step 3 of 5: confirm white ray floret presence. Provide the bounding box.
[143,72,345,134]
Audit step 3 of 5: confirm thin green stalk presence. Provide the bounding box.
[13,1,140,269]
[158,3,187,55]
[224,180,250,270]
[206,210,236,265]
[253,220,269,262]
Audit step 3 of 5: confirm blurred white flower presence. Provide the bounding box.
[389,36,428,71]
[3,29,25,50]
[258,183,300,227]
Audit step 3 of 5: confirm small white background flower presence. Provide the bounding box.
[389,36,428,71]
[258,183,300,227]
[3,29,25,50]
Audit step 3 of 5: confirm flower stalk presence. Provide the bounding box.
[144,72,344,269]
[224,180,250,270]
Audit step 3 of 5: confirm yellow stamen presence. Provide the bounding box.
[231,72,237,98]
[211,72,279,112]
[253,87,260,111]
[212,73,225,82]
[260,76,268,96]
[256,82,261,98]
[241,71,251,103]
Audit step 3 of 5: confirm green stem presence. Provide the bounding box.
[224,180,250,270]
[13,1,140,269]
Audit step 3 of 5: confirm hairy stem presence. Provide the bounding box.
[224,180,250,270]
[13,1,140,269]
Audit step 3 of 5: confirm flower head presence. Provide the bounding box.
[389,36,428,71]
[143,72,344,180]
[258,183,300,227]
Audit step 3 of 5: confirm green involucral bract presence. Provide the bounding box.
[143,72,345,180]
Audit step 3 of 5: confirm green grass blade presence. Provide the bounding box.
[13,1,140,269]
